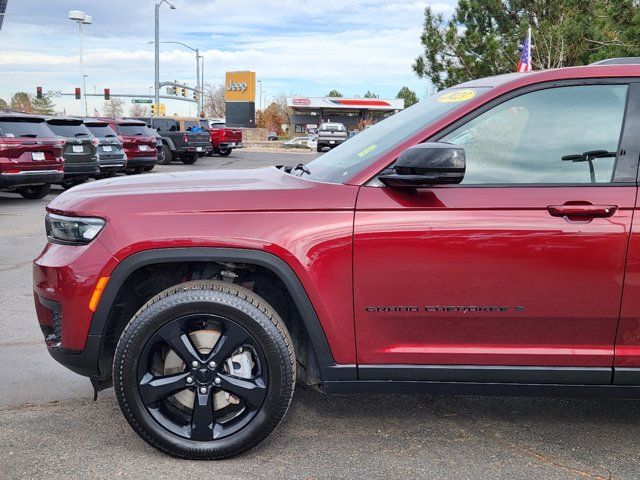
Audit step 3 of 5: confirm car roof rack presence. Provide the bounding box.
[590,57,640,65]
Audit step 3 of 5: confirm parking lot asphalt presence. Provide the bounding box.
[2,149,640,479]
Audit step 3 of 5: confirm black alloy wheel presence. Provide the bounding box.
[136,314,269,441]
[113,280,296,459]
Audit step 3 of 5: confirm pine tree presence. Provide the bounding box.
[396,86,419,108]
[32,94,55,115]
[327,90,343,97]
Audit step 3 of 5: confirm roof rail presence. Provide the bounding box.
[590,57,640,65]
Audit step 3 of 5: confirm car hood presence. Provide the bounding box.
[47,166,358,217]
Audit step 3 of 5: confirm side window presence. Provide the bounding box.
[441,84,628,184]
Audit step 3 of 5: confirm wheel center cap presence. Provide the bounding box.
[195,367,212,384]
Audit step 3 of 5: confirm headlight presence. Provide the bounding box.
[45,213,106,245]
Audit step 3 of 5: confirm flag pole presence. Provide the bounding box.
[528,26,532,70]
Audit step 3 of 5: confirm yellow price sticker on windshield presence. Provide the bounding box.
[438,89,477,103]
[358,144,377,158]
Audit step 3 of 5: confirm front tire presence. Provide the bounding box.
[113,280,295,459]
[218,148,231,157]
[159,145,173,165]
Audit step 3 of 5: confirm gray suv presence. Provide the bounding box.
[45,117,99,189]
[84,119,127,177]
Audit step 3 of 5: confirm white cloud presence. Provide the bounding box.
[0,0,456,115]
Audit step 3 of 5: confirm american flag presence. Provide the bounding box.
[517,27,532,72]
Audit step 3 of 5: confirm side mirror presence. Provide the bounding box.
[378,142,466,188]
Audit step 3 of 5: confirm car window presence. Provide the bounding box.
[440,84,628,184]
[118,124,151,136]
[184,120,200,130]
[86,124,117,138]
[46,121,92,138]
[0,119,54,138]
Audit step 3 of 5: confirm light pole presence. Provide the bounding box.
[68,10,92,116]
[154,1,176,117]
[257,80,263,111]
[151,40,202,114]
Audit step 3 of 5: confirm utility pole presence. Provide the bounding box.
[154,1,176,117]
[68,10,92,116]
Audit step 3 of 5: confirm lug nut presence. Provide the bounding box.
[199,387,207,394]
[208,361,217,369]
[214,377,221,385]
[186,376,194,384]
[191,361,199,368]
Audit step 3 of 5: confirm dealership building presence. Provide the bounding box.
[286,97,404,134]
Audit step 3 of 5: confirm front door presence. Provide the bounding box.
[354,82,639,382]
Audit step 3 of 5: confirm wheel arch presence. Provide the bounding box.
[92,247,355,384]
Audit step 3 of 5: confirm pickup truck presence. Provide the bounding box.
[35,58,640,460]
[316,122,347,152]
[134,116,212,165]
[199,119,243,157]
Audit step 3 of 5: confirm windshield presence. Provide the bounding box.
[86,124,117,138]
[0,119,54,138]
[303,87,490,183]
[46,121,92,138]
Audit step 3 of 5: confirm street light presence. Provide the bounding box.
[68,10,92,116]
[257,80,263,111]
[154,0,176,117]
[148,40,203,114]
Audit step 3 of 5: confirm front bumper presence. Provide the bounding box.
[0,170,64,189]
[125,155,157,168]
[33,239,118,377]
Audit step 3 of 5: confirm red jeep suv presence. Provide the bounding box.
[34,60,640,459]
[0,112,63,199]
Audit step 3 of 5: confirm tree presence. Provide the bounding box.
[589,1,640,62]
[327,90,343,97]
[0,98,8,110]
[103,98,124,117]
[396,86,419,108]
[255,101,288,134]
[364,90,379,98]
[203,83,226,118]
[129,103,149,117]
[10,92,33,113]
[413,1,600,89]
[31,94,55,115]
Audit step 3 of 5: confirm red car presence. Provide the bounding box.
[200,119,243,157]
[34,59,640,459]
[96,118,157,174]
[0,112,64,199]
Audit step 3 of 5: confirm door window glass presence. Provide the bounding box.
[441,84,628,184]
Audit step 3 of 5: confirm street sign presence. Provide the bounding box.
[132,98,153,104]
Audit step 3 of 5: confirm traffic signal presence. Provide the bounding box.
[151,104,157,116]
[173,82,178,95]
[181,87,187,97]
[36,86,43,99]
[104,88,110,100]
[193,90,197,100]
[75,87,81,100]
[159,103,166,116]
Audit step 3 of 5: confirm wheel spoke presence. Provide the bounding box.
[139,372,190,405]
[156,321,201,364]
[217,374,267,408]
[190,388,215,441]
[206,322,249,365]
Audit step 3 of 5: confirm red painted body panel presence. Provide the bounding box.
[37,167,359,362]
[354,185,635,366]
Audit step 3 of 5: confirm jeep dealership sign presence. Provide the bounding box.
[224,71,256,102]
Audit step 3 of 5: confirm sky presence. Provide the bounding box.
[0,0,456,116]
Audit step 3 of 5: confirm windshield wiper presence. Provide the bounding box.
[292,163,311,176]
[74,132,89,137]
